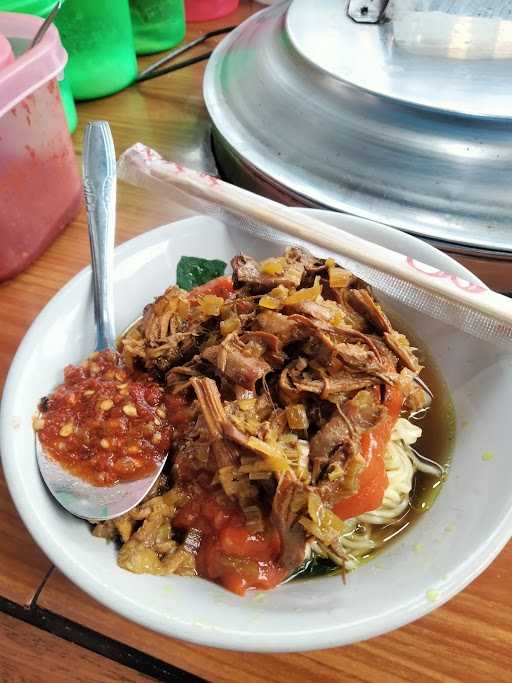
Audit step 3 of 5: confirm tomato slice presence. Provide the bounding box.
[333,386,403,520]
[189,275,233,301]
[219,525,281,562]
[174,491,285,595]
[221,570,248,596]
[383,384,403,423]
[217,560,284,596]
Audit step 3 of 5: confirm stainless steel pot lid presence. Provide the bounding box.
[287,0,512,119]
[204,0,512,255]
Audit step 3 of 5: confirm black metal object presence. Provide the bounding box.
[346,0,390,23]
[136,26,235,83]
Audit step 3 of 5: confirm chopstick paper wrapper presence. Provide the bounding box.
[118,143,512,347]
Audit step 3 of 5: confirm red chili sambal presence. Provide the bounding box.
[174,490,286,596]
[34,350,172,486]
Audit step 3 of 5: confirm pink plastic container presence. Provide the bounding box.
[0,12,81,282]
[184,0,239,22]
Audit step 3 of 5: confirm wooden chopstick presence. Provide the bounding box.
[146,160,512,330]
[116,143,512,338]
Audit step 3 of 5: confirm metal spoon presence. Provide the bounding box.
[35,121,167,522]
[29,1,62,50]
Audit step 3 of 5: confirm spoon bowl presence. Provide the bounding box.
[35,429,167,521]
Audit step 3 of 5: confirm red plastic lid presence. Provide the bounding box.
[0,12,68,118]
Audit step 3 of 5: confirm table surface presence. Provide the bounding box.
[1,3,511,681]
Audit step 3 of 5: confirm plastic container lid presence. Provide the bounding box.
[0,11,67,118]
[0,32,13,68]
[185,0,239,22]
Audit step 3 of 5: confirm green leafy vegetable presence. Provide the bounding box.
[176,256,227,291]
[288,554,341,582]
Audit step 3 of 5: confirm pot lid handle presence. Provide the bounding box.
[347,0,389,23]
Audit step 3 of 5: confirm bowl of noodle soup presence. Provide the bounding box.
[2,209,511,651]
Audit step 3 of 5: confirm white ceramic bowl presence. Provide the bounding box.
[2,211,511,652]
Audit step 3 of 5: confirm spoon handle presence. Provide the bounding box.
[83,121,117,351]
[29,1,62,49]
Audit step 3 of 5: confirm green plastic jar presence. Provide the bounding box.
[0,0,77,132]
[54,0,138,100]
[130,0,185,55]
